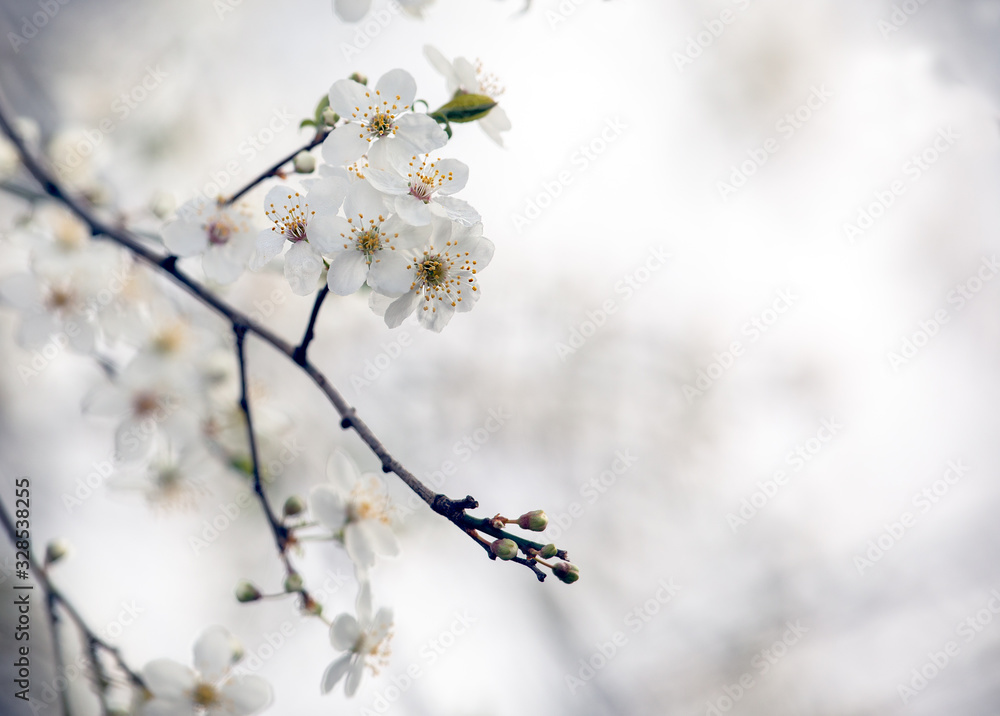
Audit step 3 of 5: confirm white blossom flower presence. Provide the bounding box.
[324,180,430,296]
[84,361,200,462]
[366,152,480,226]
[368,217,494,332]
[162,199,256,285]
[333,0,433,22]
[321,582,393,697]
[424,45,511,146]
[309,451,399,573]
[108,441,214,512]
[322,70,447,168]
[251,179,347,295]
[140,626,272,716]
[19,203,100,278]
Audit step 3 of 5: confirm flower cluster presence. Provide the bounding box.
[248,68,497,332]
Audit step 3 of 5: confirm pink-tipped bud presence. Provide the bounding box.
[491,538,519,561]
[517,510,548,531]
[553,562,580,584]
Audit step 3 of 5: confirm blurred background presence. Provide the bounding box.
[1,0,1000,714]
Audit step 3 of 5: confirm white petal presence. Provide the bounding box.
[321,654,352,694]
[116,418,155,462]
[327,251,369,296]
[140,699,193,716]
[480,106,511,146]
[0,273,42,310]
[435,196,480,226]
[433,158,469,195]
[321,127,370,167]
[344,660,366,697]
[16,312,58,350]
[363,167,408,196]
[329,78,370,117]
[142,659,197,699]
[418,299,455,332]
[394,195,432,226]
[202,246,245,285]
[220,675,273,715]
[250,229,285,271]
[384,291,420,328]
[333,0,371,22]
[327,450,362,491]
[374,69,416,111]
[283,242,324,296]
[311,214,354,255]
[306,176,349,216]
[330,614,361,651]
[394,113,448,154]
[367,252,413,298]
[368,289,394,317]
[162,216,208,256]
[423,45,457,85]
[371,607,394,640]
[344,523,376,571]
[360,519,400,557]
[344,180,388,221]
[194,626,234,683]
[309,485,347,530]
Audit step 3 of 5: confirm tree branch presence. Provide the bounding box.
[0,85,575,583]
[292,285,329,366]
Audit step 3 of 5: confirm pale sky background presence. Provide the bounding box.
[2,0,1000,715]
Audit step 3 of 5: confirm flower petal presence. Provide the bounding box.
[433,158,469,195]
[418,298,455,333]
[194,626,235,682]
[344,180,388,221]
[321,127,370,167]
[320,653,352,694]
[435,196,480,226]
[367,251,413,298]
[250,229,285,271]
[327,450,361,491]
[344,523,376,571]
[329,78,370,118]
[394,113,448,155]
[330,614,361,651]
[310,485,347,530]
[375,69,416,111]
[142,659,197,700]
[360,519,400,558]
[283,242,323,296]
[393,195,432,226]
[162,218,208,257]
[327,251,369,296]
[220,675,273,715]
[344,659,366,697]
[384,290,420,329]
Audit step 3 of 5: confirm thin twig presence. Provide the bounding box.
[223,130,328,206]
[293,285,329,366]
[0,86,574,582]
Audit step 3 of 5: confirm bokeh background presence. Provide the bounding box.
[2,0,1000,714]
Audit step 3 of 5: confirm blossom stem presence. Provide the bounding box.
[292,285,329,366]
[0,86,575,584]
[223,129,329,206]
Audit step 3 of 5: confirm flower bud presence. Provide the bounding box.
[284,572,304,592]
[432,94,498,124]
[517,510,548,531]
[322,107,340,126]
[283,495,306,518]
[553,562,580,584]
[348,72,368,85]
[44,538,70,566]
[538,543,558,559]
[293,151,316,174]
[491,538,519,561]
[235,581,262,603]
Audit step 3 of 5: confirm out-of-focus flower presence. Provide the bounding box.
[251,180,347,295]
[108,441,214,511]
[321,582,393,697]
[162,199,257,285]
[332,0,433,22]
[368,216,494,332]
[424,46,511,146]
[140,626,272,716]
[309,451,399,573]
[366,152,480,226]
[322,70,447,167]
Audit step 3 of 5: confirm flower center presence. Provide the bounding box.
[417,256,447,286]
[191,682,220,708]
[46,287,73,311]
[152,322,186,354]
[133,391,161,417]
[405,156,452,203]
[356,227,382,257]
[408,183,432,203]
[366,110,396,138]
[207,219,234,246]
[265,192,314,244]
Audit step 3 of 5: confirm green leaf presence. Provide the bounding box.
[313,94,330,126]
